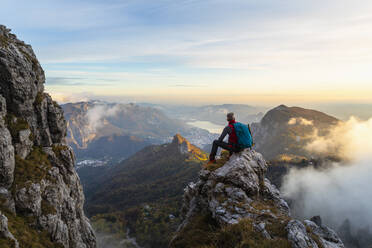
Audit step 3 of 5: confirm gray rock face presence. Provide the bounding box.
[179,149,289,227]
[286,219,345,248]
[0,25,96,247]
[175,149,344,248]
[0,95,15,188]
[0,211,19,248]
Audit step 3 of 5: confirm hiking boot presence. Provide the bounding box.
[207,160,216,165]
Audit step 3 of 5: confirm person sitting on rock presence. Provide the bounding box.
[208,112,241,164]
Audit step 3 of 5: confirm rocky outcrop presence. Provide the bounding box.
[171,134,208,160]
[171,149,344,248]
[0,25,96,247]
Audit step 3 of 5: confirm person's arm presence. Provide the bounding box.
[218,126,231,142]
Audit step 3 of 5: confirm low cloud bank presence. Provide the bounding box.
[305,117,372,160]
[281,117,372,229]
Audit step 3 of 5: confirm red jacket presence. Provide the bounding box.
[228,120,238,145]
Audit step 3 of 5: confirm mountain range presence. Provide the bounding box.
[140,103,266,126]
[62,101,217,163]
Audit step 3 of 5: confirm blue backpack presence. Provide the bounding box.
[233,122,253,149]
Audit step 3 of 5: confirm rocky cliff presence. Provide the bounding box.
[0,25,96,247]
[170,149,344,248]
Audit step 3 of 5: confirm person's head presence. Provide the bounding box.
[227,112,235,122]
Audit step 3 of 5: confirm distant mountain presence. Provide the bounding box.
[84,134,208,247]
[139,103,267,126]
[74,134,150,160]
[62,101,217,161]
[252,104,340,160]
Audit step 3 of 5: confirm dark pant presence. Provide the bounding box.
[209,140,240,161]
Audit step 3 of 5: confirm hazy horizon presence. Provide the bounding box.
[2,0,372,105]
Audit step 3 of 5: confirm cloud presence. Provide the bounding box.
[281,117,372,231]
[86,104,120,133]
[48,92,93,103]
[288,117,314,126]
[305,117,372,160]
[46,77,86,86]
[3,0,372,103]
[169,84,207,88]
[46,76,117,87]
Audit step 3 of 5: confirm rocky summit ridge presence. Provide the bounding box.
[0,25,96,247]
[171,149,344,248]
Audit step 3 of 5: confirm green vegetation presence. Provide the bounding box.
[170,215,291,248]
[19,49,39,71]
[41,199,57,215]
[128,200,181,247]
[0,237,16,248]
[90,201,182,248]
[92,213,128,240]
[52,100,59,108]
[0,34,10,48]
[306,226,324,248]
[251,200,279,216]
[0,208,63,248]
[52,144,69,159]
[5,114,30,142]
[34,92,45,106]
[169,214,218,247]
[12,147,53,193]
[85,143,204,247]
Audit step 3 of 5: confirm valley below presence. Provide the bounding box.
[67,101,372,248]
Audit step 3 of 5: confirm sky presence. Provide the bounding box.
[1,0,372,105]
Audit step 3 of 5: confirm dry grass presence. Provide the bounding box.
[5,114,30,142]
[203,150,230,171]
[12,147,53,193]
[170,214,292,248]
[306,226,324,248]
[0,207,63,248]
[0,34,10,48]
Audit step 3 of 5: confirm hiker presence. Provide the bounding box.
[208,112,253,164]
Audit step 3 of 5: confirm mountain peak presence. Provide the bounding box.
[275,104,288,110]
[172,133,189,144]
[172,133,193,154]
[170,149,344,247]
[171,134,208,160]
[252,105,339,160]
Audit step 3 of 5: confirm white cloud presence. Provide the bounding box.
[3,0,372,102]
[86,104,120,133]
[288,117,314,126]
[282,117,372,230]
[305,117,372,160]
